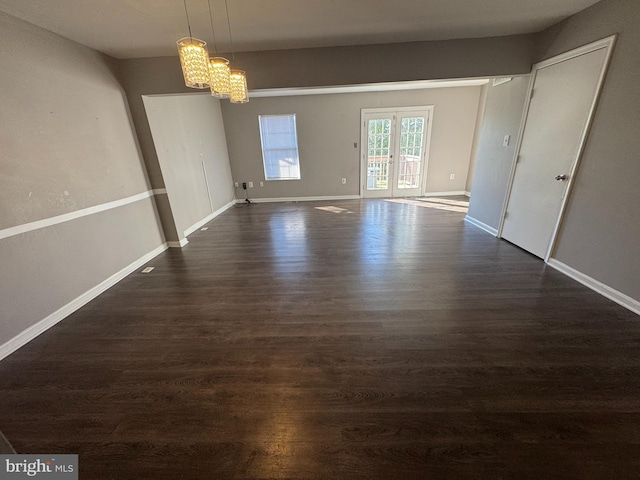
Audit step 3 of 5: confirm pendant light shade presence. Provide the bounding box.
[177,37,210,89]
[229,70,249,103]
[209,57,231,98]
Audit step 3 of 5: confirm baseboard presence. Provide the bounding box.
[167,239,189,248]
[464,191,471,198]
[548,258,640,316]
[464,215,498,236]
[183,200,235,237]
[248,195,361,203]
[0,243,170,362]
[422,191,468,197]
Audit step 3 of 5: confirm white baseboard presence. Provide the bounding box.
[464,215,498,236]
[183,200,235,237]
[0,243,169,362]
[548,258,640,316]
[422,191,468,197]
[464,191,471,198]
[248,195,361,204]
[167,239,189,248]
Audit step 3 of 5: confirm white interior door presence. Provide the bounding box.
[361,108,432,198]
[500,38,614,259]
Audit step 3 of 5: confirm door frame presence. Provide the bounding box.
[497,35,617,262]
[359,106,434,198]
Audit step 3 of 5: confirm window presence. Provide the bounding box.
[259,114,301,180]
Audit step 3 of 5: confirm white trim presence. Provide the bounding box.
[422,191,468,197]
[0,243,169,362]
[464,216,498,236]
[147,79,491,100]
[167,239,189,248]
[248,195,361,204]
[547,259,640,316]
[152,188,168,195]
[464,191,471,198]
[0,190,166,241]
[536,35,617,70]
[183,200,235,237]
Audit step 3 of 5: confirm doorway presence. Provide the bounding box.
[360,107,433,198]
[499,36,616,260]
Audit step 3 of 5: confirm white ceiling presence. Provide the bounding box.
[0,0,602,59]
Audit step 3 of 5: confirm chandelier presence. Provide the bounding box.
[177,0,248,103]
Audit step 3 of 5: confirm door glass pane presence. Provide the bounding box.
[397,117,425,190]
[367,119,391,190]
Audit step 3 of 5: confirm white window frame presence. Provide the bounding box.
[258,114,301,181]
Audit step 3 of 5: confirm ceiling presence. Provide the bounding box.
[0,0,602,59]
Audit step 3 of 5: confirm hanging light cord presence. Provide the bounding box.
[183,0,193,39]
[207,0,218,53]
[223,0,235,61]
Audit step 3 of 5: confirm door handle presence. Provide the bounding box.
[555,174,568,181]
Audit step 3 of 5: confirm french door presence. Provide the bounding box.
[361,107,433,198]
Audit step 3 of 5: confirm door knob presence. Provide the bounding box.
[555,174,568,181]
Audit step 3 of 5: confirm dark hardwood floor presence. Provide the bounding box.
[1,198,640,479]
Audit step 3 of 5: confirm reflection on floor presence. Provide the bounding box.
[385,196,469,213]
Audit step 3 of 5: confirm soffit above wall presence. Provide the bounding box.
[0,0,602,59]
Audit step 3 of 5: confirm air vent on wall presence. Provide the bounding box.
[493,77,513,87]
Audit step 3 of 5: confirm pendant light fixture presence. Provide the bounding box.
[224,0,249,103]
[230,70,249,103]
[207,0,231,98]
[177,0,210,89]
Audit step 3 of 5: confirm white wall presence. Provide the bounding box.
[221,86,484,199]
[143,94,235,239]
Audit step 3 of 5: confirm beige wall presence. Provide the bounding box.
[0,13,165,347]
[143,94,235,238]
[467,77,530,229]
[534,0,640,302]
[221,87,483,199]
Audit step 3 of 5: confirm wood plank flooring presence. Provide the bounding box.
[1,198,639,479]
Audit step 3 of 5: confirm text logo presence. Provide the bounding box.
[0,456,77,480]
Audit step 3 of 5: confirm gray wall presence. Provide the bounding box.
[467,77,531,228]
[118,35,534,198]
[534,0,640,301]
[221,87,483,199]
[143,94,235,238]
[465,84,489,193]
[0,13,165,347]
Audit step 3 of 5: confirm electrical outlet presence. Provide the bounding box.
[341,178,347,184]
[248,182,254,188]
[450,174,455,180]
[234,182,239,188]
[503,135,511,147]
[141,266,154,274]
[260,181,264,187]
[242,182,247,190]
